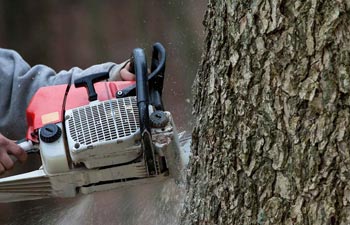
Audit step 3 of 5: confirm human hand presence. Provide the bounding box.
[0,133,27,174]
[119,63,135,81]
[110,62,135,81]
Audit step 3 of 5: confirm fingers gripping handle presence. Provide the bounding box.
[10,140,37,162]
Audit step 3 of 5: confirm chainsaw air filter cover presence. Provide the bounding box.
[65,97,141,168]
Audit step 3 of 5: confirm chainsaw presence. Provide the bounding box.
[0,43,186,203]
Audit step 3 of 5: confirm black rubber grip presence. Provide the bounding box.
[74,72,109,101]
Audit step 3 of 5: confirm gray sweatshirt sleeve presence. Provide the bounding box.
[0,48,126,139]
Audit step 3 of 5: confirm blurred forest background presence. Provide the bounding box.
[0,0,206,131]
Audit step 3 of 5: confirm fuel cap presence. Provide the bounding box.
[40,124,62,143]
[150,111,169,128]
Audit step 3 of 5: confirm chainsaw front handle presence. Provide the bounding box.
[116,42,166,101]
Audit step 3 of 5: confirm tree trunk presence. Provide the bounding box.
[182,0,350,224]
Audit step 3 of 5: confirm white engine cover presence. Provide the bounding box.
[65,97,141,168]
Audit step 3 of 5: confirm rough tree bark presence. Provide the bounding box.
[182,0,350,224]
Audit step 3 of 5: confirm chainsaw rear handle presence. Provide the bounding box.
[10,139,39,163]
[16,139,35,152]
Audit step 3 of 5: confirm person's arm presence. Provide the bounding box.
[0,48,134,173]
[0,48,132,139]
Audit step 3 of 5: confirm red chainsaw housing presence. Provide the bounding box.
[26,81,135,141]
